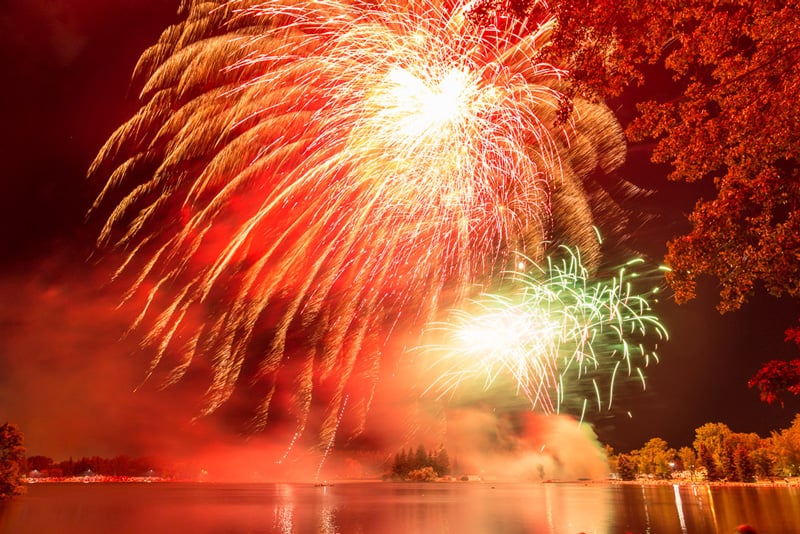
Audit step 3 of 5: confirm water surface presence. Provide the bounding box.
[1,481,798,533]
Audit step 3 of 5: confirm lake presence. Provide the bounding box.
[1,481,798,533]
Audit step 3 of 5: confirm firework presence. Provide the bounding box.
[420,247,668,419]
[91,0,629,443]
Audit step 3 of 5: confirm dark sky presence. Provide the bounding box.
[1,0,798,462]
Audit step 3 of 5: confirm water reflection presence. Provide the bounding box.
[615,483,800,533]
[273,483,295,534]
[672,484,687,533]
[272,482,342,533]
[1,482,798,533]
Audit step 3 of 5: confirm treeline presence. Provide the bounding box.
[609,414,800,482]
[389,444,451,481]
[26,455,164,478]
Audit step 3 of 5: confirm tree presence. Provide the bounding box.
[749,444,774,479]
[694,423,733,468]
[432,445,451,476]
[604,444,618,475]
[0,423,26,499]
[696,444,722,482]
[58,458,76,478]
[391,444,451,480]
[391,449,410,479]
[406,466,437,482]
[677,446,697,476]
[414,444,428,472]
[769,414,800,477]
[543,0,800,312]
[749,322,800,405]
[475,1,800,393]
[720,443,737,481]
[26,455,54,473]
[734,445,756,482]
[632,438,676,479]
[616,453,636,481]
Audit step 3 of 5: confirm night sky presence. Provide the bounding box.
[1,0,798,463]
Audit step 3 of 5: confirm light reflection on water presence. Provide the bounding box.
[672,483,687,533]
[1,481,798,533]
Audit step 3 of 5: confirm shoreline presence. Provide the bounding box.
[24,476,800,487]
[610,478,800,488]
[26,476,170,484]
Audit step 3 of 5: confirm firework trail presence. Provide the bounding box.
[420,247,667,420]
[91,0,629,445]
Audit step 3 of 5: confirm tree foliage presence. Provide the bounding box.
[616,453,636,481]
[637,2,800,311]
[749,446,774,479]
[631,437,676,479]
[696,443,722,481]
[733,445,756,482]
[26,455,54,473]
[407,466,438,481]
[677,446,697,473]
[749,321,800,405]
[693,422,733,466]
[770,413,800,476]
[0,423,26,499]
[749,359,800,404]
[536,0,800,312]
[524,0,800,397]
[611,419,800,481]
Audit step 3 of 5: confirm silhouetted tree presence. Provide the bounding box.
[26,456,54,473]
[414,444,428,472]
[391,444,452,480]
[0,423,26,499]
[432,445,451,476]
[750,322,800,406]
[391,449,410,478]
